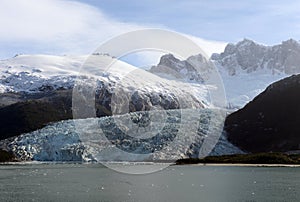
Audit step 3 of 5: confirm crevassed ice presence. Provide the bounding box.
[8,109,244,162]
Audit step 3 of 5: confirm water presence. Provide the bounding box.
[0,163,299,202]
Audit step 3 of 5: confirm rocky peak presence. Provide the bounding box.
[151,53,212,82]
[272,39,300,53]
[236,38,256,46]
[158,54,181,68]
[186,54,208,65]
[219,39,263,57]
[281,38,300,46]
[212,38,300,75]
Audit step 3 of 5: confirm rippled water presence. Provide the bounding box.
[0,163,299,202]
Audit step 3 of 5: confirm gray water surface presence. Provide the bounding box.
[0,163,299,202]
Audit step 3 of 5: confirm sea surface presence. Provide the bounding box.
[0,163,299,202]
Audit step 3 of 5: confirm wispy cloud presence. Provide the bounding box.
[0,0,144,58]
[0,0,227,60]
[94,0,300,45]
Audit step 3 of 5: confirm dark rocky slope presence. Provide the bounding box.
[225,74,300,152]
[176,153,300,165]
[0,90,73,140]
[0,149,16,162]
[0,87,202,140]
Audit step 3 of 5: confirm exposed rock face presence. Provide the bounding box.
[0,90,73,140]
[225,74,300,152]
[150,54,213,82]
[212,39,300,75]
[0,149,16,162]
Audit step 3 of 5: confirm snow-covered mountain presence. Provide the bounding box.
[212,38,300,75]
[150,39,300,109]
[3,39,298,110]
[213,39,300,108]
[0,54,208,141]
[0,54,206,108]
[0,54,232,162]
[0,54,86,93]
[149,53,212,82]
[2,38,300,162]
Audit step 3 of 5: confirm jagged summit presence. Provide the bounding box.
[236,38,257,46]
[212,38,300,75]
[151,39,300,108]
[281,38,300,45]
[150,53,212,82]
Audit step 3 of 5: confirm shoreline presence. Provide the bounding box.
[180,163,300,167]
[1,161,300,168]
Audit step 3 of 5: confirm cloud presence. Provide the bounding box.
[0,0,145,58]
[0,0,226,59]
[184,34,227,56]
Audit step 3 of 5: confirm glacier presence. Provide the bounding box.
[7,109,244,162]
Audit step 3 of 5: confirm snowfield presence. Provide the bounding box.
[0,54,86,93]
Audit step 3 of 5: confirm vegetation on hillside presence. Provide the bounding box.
[0,149,16,162]
[176,153,300,165]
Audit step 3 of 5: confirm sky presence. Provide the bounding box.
[0,0,300,62]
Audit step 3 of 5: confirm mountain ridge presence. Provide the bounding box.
[212,38,300,75]
[225,74,300,152]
